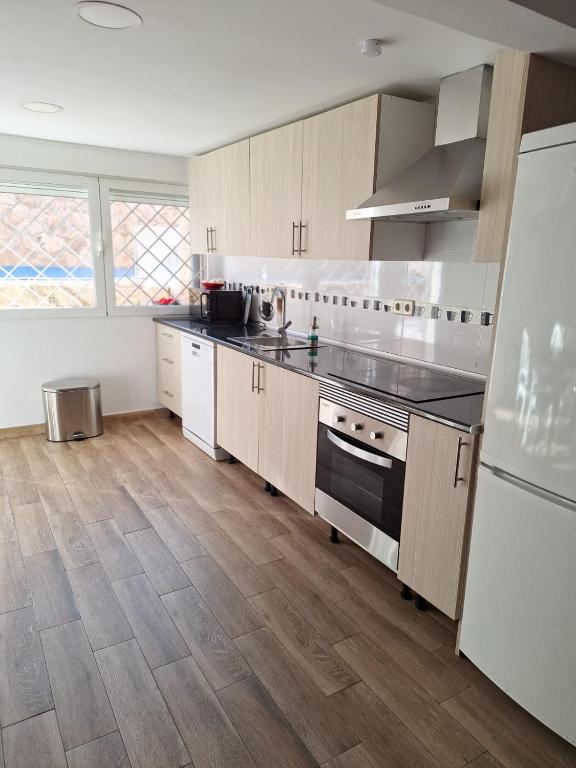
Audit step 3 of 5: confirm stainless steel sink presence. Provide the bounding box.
[228,334,322,351]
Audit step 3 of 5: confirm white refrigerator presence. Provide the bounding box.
[460,123,576,746]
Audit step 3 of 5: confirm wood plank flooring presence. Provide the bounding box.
[1,413,575,768]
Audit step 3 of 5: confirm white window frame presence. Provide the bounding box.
[0,168,106,319]
[99,179,191,317]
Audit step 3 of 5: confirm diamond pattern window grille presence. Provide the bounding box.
[0,189,95,309]
[110,199,194,307]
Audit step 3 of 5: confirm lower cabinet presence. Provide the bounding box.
[216,346,319,513]
[156,324,182,417]
[398,415,478,619]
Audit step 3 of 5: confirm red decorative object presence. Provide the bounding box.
[201,279,225,290]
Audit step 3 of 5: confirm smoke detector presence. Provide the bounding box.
[361,39,382,57]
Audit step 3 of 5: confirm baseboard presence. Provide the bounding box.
[0,408,169,440]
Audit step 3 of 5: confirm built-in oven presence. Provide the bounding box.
[315,393,408,571]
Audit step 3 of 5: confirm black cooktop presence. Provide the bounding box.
[325,351,484,403]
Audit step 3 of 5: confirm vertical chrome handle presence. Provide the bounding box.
[209,227,216,253]
[298,222,307,255]
[292,222,298,255]
[453,436,468,487]
[257,363,264,393]
[251,361,257,392]
[206,227,211,253]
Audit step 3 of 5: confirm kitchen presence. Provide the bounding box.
[1,2,576,767]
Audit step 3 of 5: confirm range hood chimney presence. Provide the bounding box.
[347,65,493,223]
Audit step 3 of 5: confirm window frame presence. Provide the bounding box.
[99,179,191,317]
[0,168,106,319]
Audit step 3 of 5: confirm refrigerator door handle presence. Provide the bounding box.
[480,462,576,513]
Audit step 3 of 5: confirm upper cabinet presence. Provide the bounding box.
[301,95,379,260]
[189,93,435,260]
[250,121,304,258]
[190,139,250,257]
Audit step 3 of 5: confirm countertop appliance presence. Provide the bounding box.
[315,391,408,571]
[200,289,245,324]
[460,123,576,746]
[181,334,228,460]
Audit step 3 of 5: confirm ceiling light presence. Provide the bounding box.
[361,39,383,57]
[22,101,63,113]
[73,1,142,29]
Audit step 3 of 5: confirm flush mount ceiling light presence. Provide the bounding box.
[361,39,383,57]
[22,101,63,113]
[73,1,143,29]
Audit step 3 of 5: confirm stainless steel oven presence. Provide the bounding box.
[315,395,408,571]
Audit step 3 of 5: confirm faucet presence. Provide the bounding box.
[278,320,292,338]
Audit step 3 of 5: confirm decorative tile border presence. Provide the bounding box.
[226,281,495,327]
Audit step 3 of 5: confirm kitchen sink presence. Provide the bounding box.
[228,334,323,351]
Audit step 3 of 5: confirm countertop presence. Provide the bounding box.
[154,315,484,433]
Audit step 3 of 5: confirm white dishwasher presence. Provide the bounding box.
[181,334,228,460]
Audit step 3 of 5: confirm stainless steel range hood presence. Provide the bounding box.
[347,65,493,223]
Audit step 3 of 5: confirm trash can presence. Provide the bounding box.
[42,378,103,442]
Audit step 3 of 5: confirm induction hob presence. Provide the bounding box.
[326,351,484,403]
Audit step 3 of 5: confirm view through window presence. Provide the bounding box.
[0,181,96,310]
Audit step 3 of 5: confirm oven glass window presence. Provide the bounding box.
[316,424,405,541]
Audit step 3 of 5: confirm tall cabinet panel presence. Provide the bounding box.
[301,94,379,260]
[189,139,249,256]
[216,139,250,257]
[250,122,303,258]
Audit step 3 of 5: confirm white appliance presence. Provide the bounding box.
[181,335,228,460]
[460,123,576,746]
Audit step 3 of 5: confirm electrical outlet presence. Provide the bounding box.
[392,299,415,316]
[402,299,415,316]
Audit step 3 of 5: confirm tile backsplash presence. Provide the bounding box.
[207,254,499,377]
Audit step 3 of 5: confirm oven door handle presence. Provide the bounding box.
[326,429,393,468]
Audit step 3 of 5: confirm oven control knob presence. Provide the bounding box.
[370,431,384,440]
[333,415,345,424]
[350,422,363,432]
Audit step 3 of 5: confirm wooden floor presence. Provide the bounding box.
[0,413,575,768]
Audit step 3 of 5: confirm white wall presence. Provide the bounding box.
[0,134,188,429]
[0,317,158,428]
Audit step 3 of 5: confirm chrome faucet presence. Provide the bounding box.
[278,320,292,338]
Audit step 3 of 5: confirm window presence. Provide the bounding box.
[0,173,192,318]
[0,171,104,316]
[100,181,198,315]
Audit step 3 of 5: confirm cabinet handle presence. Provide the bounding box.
[161,357,173,364]
[292,222,298,255]
[298,222,307,255]
[161,332,172,338]
[192,342,201,350]
[206,227,210,253]
[162,390,174,398]
[453,436,469,487]
[257,363,264,393]
[251,361,258,392]
[210,227,216,253]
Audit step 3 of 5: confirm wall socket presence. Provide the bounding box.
[393,299,415,316]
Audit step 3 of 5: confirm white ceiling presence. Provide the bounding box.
[0,0,510,156]
[0,0,504,155]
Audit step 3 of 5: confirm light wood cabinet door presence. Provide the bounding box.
[398,415,478,619]
[211,139,250,257]
[156,325,182,416]
[189,153,215,254]
[216,346,260,472]
[250,122,303,258]
[257,364,319,514]
[189,140,250,256]
[301,94,378,260]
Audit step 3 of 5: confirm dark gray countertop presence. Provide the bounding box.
[154,314,484,433]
